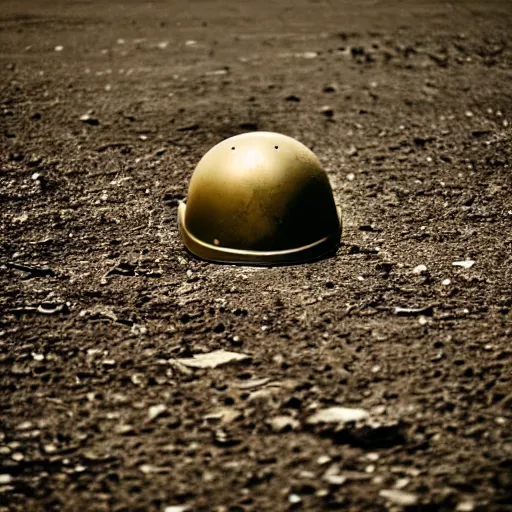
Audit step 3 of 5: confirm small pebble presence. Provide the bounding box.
[379,489,418,506]
[307,406,369,424]
[413,264,427,274]
[288,493,302,505]
[456,501,475,512]
[267,415,300,433]
[320,105,334,118]
[452,260,475,269]
[148,404,167,421]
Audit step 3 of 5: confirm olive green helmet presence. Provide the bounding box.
[178,131,341,265]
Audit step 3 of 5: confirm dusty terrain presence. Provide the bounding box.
[1,1,511,511]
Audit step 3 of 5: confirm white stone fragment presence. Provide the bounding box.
[379,489,418,506]
[307,407,369,425]
[452,260,475,269]
[177,350,250,369]
[148,404,167,421]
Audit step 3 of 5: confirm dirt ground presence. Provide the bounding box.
[1,1,511,511]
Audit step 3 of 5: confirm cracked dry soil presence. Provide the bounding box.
[0,1,511,511]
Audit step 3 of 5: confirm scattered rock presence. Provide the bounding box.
[234,377,270,390]
[139,464,169,474]
[320,105,334,118]
[394,305,433,316]
[5,262,55,278]
[148,404,167,421]
[213,429,240,447]
[0,475,12,485]
[177,350,250,369]
[106,262,137,277]
[247,387,279,405]
[427,52,448,67]
[114,424,136,435]
[80,114,100,126]
[308,407,407,449]
[298,51,318,59]
[288,493,302,505]
[307,407,369,425]
[203,408,242,425]
[267,415,300,433]
[456,500,475,512]
[323,473,347,486]
[346,145,358,156]
[176,123,200,132]
[164,507,190,512]
[323,464,347,486]
[16,421,33,430]
[413,264,428,274]
[379,489,419,506]
[205,68,228,76]
[452,260,475,269]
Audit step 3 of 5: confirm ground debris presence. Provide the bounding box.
[412,264,428,274]
[452,260,475,269]
[139,464,170,474]
[394,305,434,316]
[176,123,200,132]
[234,377,270,390]
[80,113,100,125]
[267,415,300,433]
[148,404,167,421]
[12,301,70,315]
[320,105,334,118]
[307,407,369,425]
[5,262,56,278]
[322,464,347,486]
[379,489,419,506]
[203,408,242,425]
[307,407,407,448]
[176,350,250,369]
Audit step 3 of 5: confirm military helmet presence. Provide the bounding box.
[178,131,341,265]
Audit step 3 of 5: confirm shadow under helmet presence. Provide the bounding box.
[178,131,341,265]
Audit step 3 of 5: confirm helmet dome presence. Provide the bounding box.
[178,131,341,264]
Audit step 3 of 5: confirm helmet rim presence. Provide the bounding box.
[178,201,341,265]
